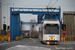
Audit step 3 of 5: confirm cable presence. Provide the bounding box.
[47,0,51,7]
[51,0,58,7]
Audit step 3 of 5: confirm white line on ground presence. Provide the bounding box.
[22,38,36,45]
[0,41,19,46]
[29,38,36,43]
[6,45,51,50]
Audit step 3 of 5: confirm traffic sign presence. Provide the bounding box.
[62,30,66,34]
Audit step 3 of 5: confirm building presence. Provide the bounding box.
[22,30,39,37]
[63,11,75,41]
[0,1,2,35]
[22,30,30,37]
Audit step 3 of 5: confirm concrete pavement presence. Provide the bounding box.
[0,38,75,50]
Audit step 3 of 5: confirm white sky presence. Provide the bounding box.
[20,14,37,30]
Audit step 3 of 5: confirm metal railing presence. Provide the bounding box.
[65,35,75,41]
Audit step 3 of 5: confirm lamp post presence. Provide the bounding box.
[7,3,11,26]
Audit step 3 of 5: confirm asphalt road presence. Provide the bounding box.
[0,38,75,50]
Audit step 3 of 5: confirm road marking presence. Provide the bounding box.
[55,47,74,50]
[29,38,36,43]
[6,45,51,50]
[0,41,19,46]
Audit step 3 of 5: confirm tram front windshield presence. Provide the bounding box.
[44,24,59,34]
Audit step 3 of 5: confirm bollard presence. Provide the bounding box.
[8,36,10,42]
[7,31,10,42]
[64,34,65,42]
[7,34,8,41]
[70,36,71,41]
[64,37,65,42]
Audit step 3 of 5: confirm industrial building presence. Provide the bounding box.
[0,1,1,35]
[63,11,75,41]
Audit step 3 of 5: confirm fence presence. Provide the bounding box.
[65,35,75,41]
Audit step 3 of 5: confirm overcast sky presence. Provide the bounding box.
[1,0,75,31]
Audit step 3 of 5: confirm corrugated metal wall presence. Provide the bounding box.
[0,2,1,35]
[63,12,75,41]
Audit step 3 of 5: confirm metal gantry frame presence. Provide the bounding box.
[10,7,61,40]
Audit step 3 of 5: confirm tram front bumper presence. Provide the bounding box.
[42,40,59,44]
[46,40,58,42]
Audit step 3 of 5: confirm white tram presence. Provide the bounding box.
[39,19,60,44]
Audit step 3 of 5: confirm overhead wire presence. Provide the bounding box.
[47,0,51,7]
[51,0,58,7]
[46,0,58,19]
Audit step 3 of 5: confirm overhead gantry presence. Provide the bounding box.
[10,7,61,40]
